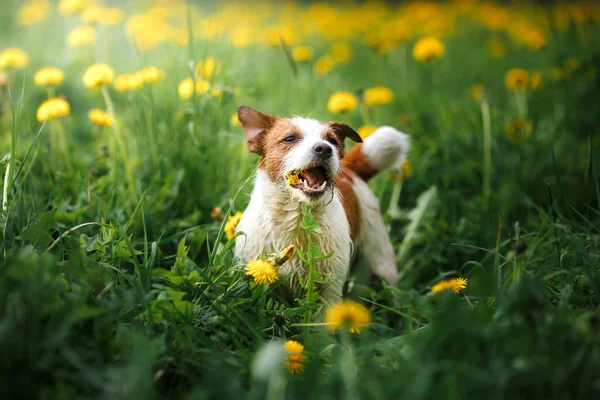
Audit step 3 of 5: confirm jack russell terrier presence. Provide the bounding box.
[234,106,410,304]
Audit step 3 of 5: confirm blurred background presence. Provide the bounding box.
[1,0,599,399]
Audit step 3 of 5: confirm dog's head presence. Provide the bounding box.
[237,105,362,202]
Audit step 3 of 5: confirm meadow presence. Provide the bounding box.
[1,0,600,398]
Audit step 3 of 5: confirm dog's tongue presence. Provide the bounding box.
[303,167,326,188]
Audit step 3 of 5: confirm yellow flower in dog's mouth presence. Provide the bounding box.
[285,167,329,195]
[246,259,278,286]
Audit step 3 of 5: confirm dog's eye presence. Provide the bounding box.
[326,137,338,146]
[283,135,297,144]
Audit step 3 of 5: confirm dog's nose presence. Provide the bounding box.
[312,143,333,159]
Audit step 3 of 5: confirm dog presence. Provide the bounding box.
[234,106,410,304]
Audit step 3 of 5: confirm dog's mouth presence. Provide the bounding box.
[286,166,331,197]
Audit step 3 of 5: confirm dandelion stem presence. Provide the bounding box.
[2,155,10,211]
[54,120,73,174]
[386,175,403,220]
[481,94,492,203]
[101,85,135,195]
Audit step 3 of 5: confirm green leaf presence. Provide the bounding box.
[17,209,57,248]
[301,202,322,234]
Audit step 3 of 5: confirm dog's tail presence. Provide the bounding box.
[343,126,410,182]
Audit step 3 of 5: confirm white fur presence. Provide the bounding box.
[361,126,410,171]
[235,170,351,305]
[351,178,398,285]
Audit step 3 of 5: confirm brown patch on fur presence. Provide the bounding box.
[342,144,379,182]
[336,169,361,241]
[261,119,303,181]
[327,122,363,144]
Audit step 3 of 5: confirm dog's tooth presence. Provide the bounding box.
[320,181,327,190]
[303,179,309,190]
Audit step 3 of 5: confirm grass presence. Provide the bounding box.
[1,1,600,398]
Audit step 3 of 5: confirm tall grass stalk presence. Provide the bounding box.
[481,93,492,203]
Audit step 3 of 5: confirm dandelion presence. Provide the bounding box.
[18,1,50,26]
[327,91,357,114]
[139,67,164,84]
[566,58,581,71]
[325,299,372,334]
[363,86,394,106]
[224,211,243,240]
[330,42,352,63]
[210,206,222,220]
[314,56,336,76]
[470,84,484,101]
[530,72,542,90]
[284,340,306,374]
[88,109,114,127]
[67,26,96,47]
[178,78,194,99]
[401,160,412,180]
[487,37,506,58]
[431,277,468,294]
[292,46,314,62]
[82,6,124,25]
[505,118,532,142]
[196,57,220,79]
[36,97,71,122]
[0,48,29,69]
[59,0,88,15]
[357,126,377,140]
[210,88,223,98]
[505,68,529,91]
[114,73,144,92]
[231,113,242,127]
[412,37,445,62]
[286,170,303,186]
[83,64,115,90]
[275,245,295,265]
[34,67,64,87]
[246,259,278,286]
[195,79,211,94]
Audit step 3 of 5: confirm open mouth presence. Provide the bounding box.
[286,166,330,196]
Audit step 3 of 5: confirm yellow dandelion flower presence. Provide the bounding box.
[82,6,124,25]
[470,84,484,101]
[487,37,506,58]
[68,26,96,47]
[88,109,114,127]
[139,67,164,84]
[34,67,64,87]
[231,113,241,127]
[224,211,243,240]
[286,170,303,186]
[284,340,306,374]
[566,58,581,71]
[314,56,336,76]
[246,259,278,286]
[292,46,314,62]
[363,86,394,106]
[505,68,529,91]
[431,277,468,294]
[59,0,88,15]
[36,97,71,122]
[196,57,220,79]
[83,64,115,89]
[18,1,50,26]
[178,78,194,99]
[505,118,533,142]
[330,42,352,63]
[210,88,223,98]
[357,126,377,140]
[412,37,445,62]
[327,91,357,114]
[275,245,296,265]
[530,72,542,90]
[0,48,29,69]
[325,300,372,334]
[195,79,211,94]
[401,160,412,180]
[114,73,143,92]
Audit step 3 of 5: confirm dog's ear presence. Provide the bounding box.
[237,106,276,155]
[328,122,363,144]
